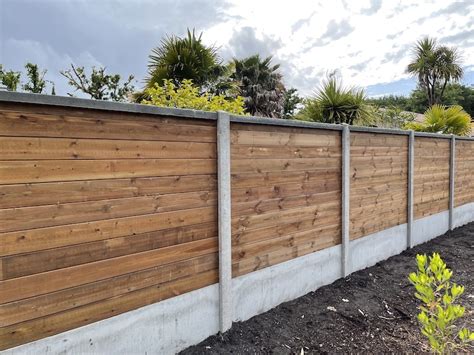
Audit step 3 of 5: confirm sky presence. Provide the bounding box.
[0,0,473,98]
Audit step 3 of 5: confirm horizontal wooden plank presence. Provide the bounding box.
[231,122,340,135]
[0,237,217,304]
[0,191,217,233]
[233,234,338,277]
[0,269,217,350]
[350,192,407,208]
[0,206,216,257]
[231,129,339,147]
[232,179,340,203]
[233,223,340,261]
[232,169,340,189]
[232,202,340,234]
[232,158,339,174]
[1,222,217,279]
[233,190,340,217]
[233,214,341,247]
[0,175,217,209]
[0,109,216,142]
[351,167,407,179]
[231,145,341,159]
[0,253,217,327]
[350,146,408,157]
[0,159,216,184]
[350,215,406,240]
[0,137,216,160]
[351,133,408,147]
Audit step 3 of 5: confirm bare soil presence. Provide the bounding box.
[182,222,474,354]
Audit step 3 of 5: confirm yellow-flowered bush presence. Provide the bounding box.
[142,79,246,115]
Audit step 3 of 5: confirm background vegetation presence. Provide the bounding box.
[1,33,472,134]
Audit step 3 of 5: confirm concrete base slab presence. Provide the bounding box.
[454,202,474,228]
[3,284,220,355]
[412,210,449,246]
[232,245,342,323]
[349,223,407,273]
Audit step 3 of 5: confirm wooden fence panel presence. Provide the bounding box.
[0,99,466,351]
[230,124,342,277]
[350,132,408,240]
[455,140,474,206]
[0,103,218,350]
[414,137,450,219]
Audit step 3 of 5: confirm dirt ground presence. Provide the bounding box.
[182,222,474,354]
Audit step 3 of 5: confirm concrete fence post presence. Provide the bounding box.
[341,124,350,277]
[407,130,414,248]
[449,134,456,230]
[217,111,232,332]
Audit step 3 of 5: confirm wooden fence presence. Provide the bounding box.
[0,94,473,350]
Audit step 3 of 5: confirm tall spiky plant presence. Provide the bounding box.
[146,29,224,89]
[298,77,371,125]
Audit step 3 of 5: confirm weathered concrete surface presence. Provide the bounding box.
[2,284,220,355]
[454,202,474,228]
[232,245,342,323]
[349,223,408,273]
[217,111,233,332]
[412,210,450,246]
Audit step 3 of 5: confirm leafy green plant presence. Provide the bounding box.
[142,79,246,115]
[61,64,135,101]
[0,64,21,91]
[409,253,473,353]
[282,88,302,119]
[405,104,471,136]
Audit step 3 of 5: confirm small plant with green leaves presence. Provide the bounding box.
[142,79,246,115]
[409,253,473,353]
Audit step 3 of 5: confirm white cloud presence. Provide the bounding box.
[1,0,473,97]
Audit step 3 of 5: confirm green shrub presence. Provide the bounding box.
[142,79,246,115]
[409,252,473,353]
[404,104,471,136]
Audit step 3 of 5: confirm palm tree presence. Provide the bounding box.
[146,29,224,89]
[232,55,285,118]
[407,37,463,106]
[405,104,471,136]
[297,77,371,125]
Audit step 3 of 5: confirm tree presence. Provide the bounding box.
[146,29,224,90]
[61,64,135,101]
[0,65,21,91]
[282,88,302,119]
[297,77,371,125]
[407,37,463,106]
[405,104,471,136]
[22,63,48,94]
[142,79,246,115]
[232,54,285,118]
[371,84,474,117]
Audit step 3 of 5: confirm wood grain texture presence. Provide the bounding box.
[455,140,474,206]
[414,137,450,219]
[0,103,218,350]
[350,132,408,240]
[0,175,217,209]
[231,124,342,277]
